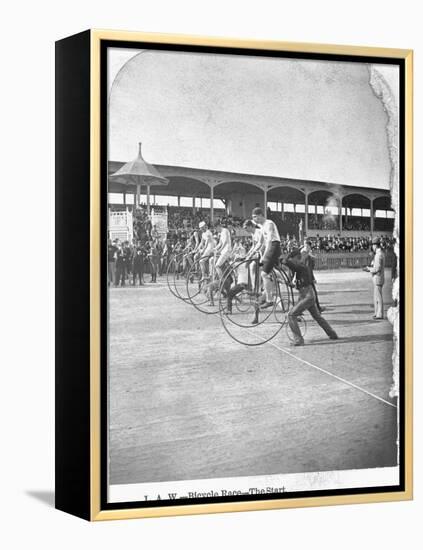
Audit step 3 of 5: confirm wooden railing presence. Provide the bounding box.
[313,250,394,270]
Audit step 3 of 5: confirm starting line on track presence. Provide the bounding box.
[258,336,397,409]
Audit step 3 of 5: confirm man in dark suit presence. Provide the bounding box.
[115,244,126,287]
[123,241,132,282]
[283,249,338,346]
[301,240,325,313]
[107,238,118,286]
[132,248,145,286]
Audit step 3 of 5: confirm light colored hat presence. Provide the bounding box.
[199,221,206,229]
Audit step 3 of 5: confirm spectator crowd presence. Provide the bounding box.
[108,235,175,287]
[111,203,394,243]
[108,202,395,287]
[279,234,395,254]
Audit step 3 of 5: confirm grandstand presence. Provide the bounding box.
[108,161,394,242]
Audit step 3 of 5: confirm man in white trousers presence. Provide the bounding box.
[364,236,386,320]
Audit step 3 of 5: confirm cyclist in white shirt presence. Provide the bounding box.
[204,221,233,307]
[245,221,264,257]
[214,221,232,279]
[225,231,251,314]
[182,228,200,273]
[249,207,282,308]
[243,219,263,289]
[195,221,215,280]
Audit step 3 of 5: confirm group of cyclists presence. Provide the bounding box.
[171,207,338,346]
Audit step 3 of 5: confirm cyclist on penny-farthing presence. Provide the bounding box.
[225,219,261,314]
[205,220,233,307]
[213,221,232,279]
[194,221,215,282]
[248,207,282,310]
[182,227,200,275]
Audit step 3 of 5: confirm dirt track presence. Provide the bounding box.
[108,269,396,485]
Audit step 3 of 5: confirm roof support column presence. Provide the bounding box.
[198,177,226,225]
[339,197,343,234]
[370,198,374,235]
[146,186,150,215]
[305,193,309,235]
[210,185,214,223]
[253,181,272,213]
[136,185,140,208]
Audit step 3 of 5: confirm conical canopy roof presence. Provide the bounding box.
[109,143,169,187]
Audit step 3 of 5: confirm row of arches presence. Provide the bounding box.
[110,175,391,209]
[108,171,393,235]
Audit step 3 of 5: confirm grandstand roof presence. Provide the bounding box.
[108,161,392,209]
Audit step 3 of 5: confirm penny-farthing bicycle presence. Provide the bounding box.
[166,250,194,301]
[168,249,307,346]
[218,256,297,346]
[186,253,233,314]
[166,251,182,298]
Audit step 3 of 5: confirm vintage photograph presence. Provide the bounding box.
[106,45,401,504]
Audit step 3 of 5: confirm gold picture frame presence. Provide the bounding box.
[55,29,413,521]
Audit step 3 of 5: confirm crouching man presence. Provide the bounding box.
[282,248,338,346]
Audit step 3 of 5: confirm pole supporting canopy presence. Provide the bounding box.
[109,142,169,213]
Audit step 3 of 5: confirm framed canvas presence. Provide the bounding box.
[55,29,413,521]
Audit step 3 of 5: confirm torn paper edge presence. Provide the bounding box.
[368,65,400,464]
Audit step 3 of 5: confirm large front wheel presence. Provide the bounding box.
[218,259,286,346]
[166,253,189,301]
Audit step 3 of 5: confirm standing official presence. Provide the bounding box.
[123,241,132,282]
[364,237,385,320]
[148,240,160,282]
[114,244,126,287]
[132,248,145,286]
[108,238,118,286]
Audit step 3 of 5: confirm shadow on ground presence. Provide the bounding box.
[307,333,392,346]
[328,318,392,326]
[319,289,363,295]
[26,490,55,507]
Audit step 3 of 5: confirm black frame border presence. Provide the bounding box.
[99,39,406,512]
